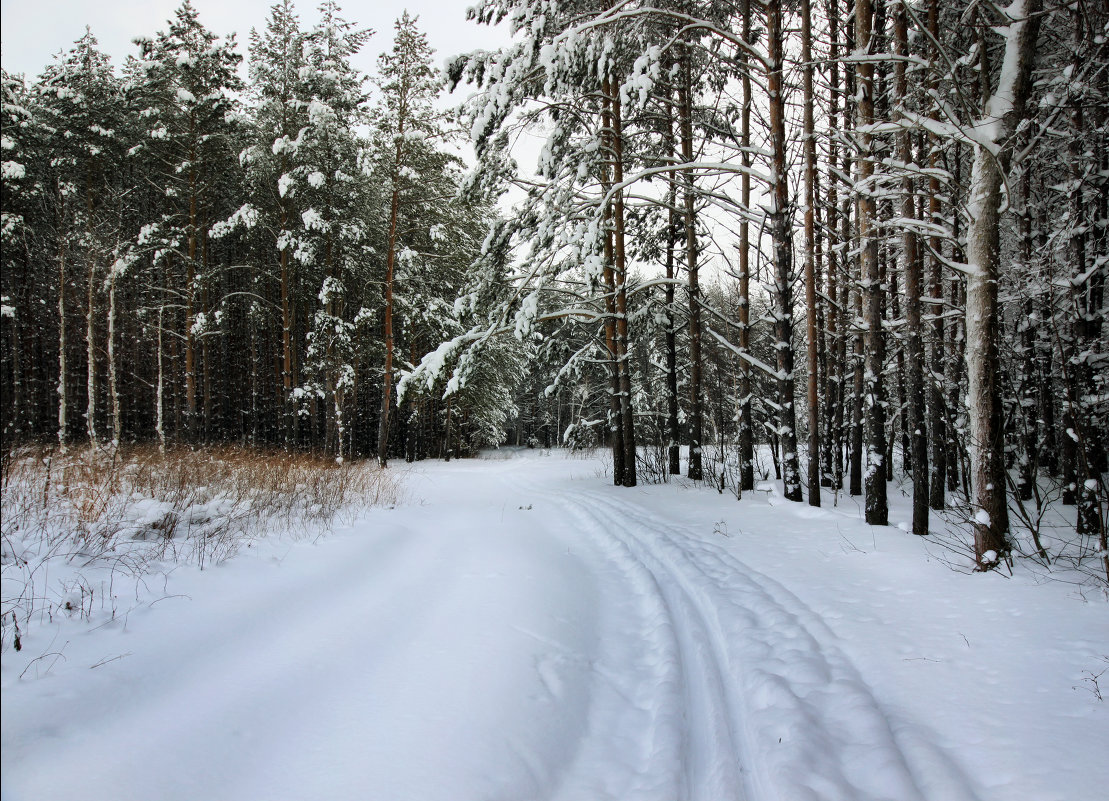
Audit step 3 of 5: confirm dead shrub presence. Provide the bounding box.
[1,444,403,645]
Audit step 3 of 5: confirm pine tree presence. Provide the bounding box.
[295,0,373,460]
[131,0,244,442]
[240,0,314,446]
[767,0,803,503]
[36,30,126,446]
[964,0,1041,567]
[0,70,37,442]
[371,11,444,467]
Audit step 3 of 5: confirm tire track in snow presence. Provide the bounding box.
[544,482,983,801]
[513,477,745,801]
[526,498,688,799]
[589,494,986,801]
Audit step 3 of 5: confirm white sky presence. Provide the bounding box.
[0,0,509,81]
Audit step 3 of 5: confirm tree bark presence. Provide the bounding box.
[896,1,928,534]
[827,0,845,492]
[612,76,637,487]
[802,0,821,507]
[665,91,681,476]
[768,0,802,502]
[56,191,69,451]
[378,129,404,468]
[108,264,121,447]
[737,0,755,494]
[965,0,1041,567]
[857,0,888,525]
[679,57,702,483]
[601,76,626,485]
[926,0,947,510]
[85,189,98,444]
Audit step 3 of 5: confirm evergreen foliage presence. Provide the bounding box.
[1,0,1107,577]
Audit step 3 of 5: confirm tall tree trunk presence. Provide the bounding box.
[857,0,888,525]
[601,77,625,485]
[612,75,637,487]
[679,58,702,483]
[737,0,755,494]
[280,225,294,446]
[378,134,404,468]
[965,0,1041,567]
[56,192,69,451]
[201,235,212,441]
[926,0,947,510]
[1068,9,1101,536]
[156,304,166,455]
[896,0,928,534]
[185,164,198,442]
[768,0,802,502]
[826,0,845,491]
[845,10,863,498]
[443,395,453,462]
[665,94,681,476]
[107,264,121,447]
[802,0,821,507]
[1017,155,1038,501]
[85,195,97,445]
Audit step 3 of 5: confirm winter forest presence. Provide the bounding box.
[3,1,1109,798]
[4,0,1106,571]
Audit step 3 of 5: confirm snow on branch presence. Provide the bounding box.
[705,327,786,381]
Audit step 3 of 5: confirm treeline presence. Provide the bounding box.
[3,0,1107,572]
[1,1,516,463]
[404,0,1107,570]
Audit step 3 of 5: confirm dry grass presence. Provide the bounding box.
[1,444,403,643]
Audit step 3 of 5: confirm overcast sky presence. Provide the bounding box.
[0,0,510,80]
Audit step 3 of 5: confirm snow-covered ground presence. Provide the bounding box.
[2,449,1106,801]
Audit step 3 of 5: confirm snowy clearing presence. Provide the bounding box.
[2,449,1106,801]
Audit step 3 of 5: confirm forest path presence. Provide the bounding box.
[6,450,1093,801]
[506,466,980,801]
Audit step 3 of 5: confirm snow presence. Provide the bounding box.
[3,450,1106,801]
[0,160,25,180]
[301,208,325,231]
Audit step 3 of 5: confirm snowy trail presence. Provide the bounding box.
[3,467,599,800]
[543,482,983,801]
[3,452,1104,801]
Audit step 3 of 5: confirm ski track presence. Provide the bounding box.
[518,476,984,801]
